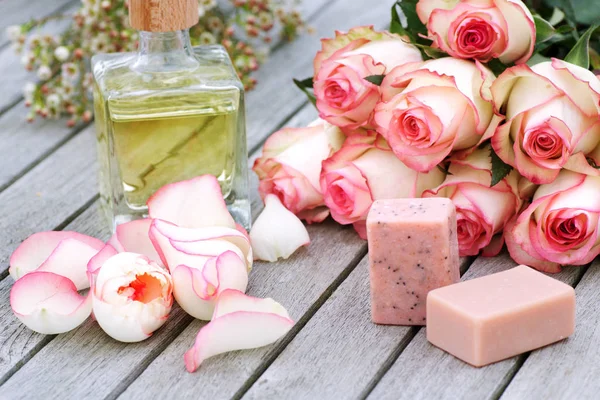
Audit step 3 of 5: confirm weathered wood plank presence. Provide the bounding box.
[242,256,473,400]
[245,0,389,153]
[0,104,82,191]
[500,261,598,399]
[0,126,97,277]
[366,252,586,400]
[119,223,366,400]
[0,0,74,48]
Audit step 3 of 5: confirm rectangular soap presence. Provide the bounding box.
[367,198,460,326]
[427,265,576,367]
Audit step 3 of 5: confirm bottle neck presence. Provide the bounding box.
[133,29,198,72]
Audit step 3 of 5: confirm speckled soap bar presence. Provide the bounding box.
[366,198,460,325]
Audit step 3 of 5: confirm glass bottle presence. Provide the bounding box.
[92,0,250,232]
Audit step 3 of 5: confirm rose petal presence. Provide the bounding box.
[147,175,236,229]
[10,271,92,334]
[172,251,248,320]
[87,244,118,286]
[149,219,253,271]
[114,219,162,263]
[249,194,310,262]
[9,231,104,288]
[184,289,294,372]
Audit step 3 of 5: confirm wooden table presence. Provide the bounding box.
[1,1,598,399]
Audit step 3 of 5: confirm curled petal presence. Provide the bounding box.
[10,271,92,334]
[9,231,104,290]
[149,219,253,271]
[249,195,310,262]
[172,251,249,320]
[87,244,118,286]
[114,219,162,263]
[147,175,236,229]
[184,289,294,372]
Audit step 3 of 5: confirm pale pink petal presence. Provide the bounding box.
[86,244,118,286]
[249,195,310,262]
[10,271,92,334]
[149,219,252,271]
[184,289,294,372]
[172,251,248,320]
[481,234,505,257]
[296,207,330,224]
[115,219,162,264]
[147,175,236,229]
[9,231,104,286]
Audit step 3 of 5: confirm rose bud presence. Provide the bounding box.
[505,171,600,273]
[92,252,173,342]
[320,133,445,238]
[416,0,535,64]
[253,119,344,223]
[313,26,422,133]
[423,145,521,256]
[375,58,498,172]
[491,59,600,184]
[9,231,104,290]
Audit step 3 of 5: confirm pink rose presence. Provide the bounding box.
[320,133,445,238]
[374,58,498,172]
[417,0,535,64]
[423,146,521,256]
[253,119,344,223]
[505,171,600,273]
[491,59,600,184]
[313,26,422,133]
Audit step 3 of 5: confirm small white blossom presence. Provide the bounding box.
[20,53,32,66]
[46,94,61,108]
[6,25,21,42]
[37,65,52,80]
[101,1,111,9]
[54,46,70,61]
[23,82,36,100]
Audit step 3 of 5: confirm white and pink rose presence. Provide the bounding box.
[417,0,535,64]
[313,26,422,133]
[491,59,600,184]
[423,146,521,256]
[253,119,344,223]
[375,57,498,172]
[320,133,445,238]
[505,170,600,273]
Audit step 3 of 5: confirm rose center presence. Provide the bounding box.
[330,183,353,214]
[324,80,348,108]
[118,273,163,304]
[523,125,565,162]
[547,213,589,247]
[456,19,496,55]
[393,110,431,147]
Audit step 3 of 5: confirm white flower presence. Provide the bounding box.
[6,25,21,42]
[20,53,32,67]
[101,0,111,9]
[198,6,206,18]
[37,65,52,80]
[23,82,36,97]
[54,46,70,61]
[47,94,61,108]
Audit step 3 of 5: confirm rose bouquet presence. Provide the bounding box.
[254,0,600,272]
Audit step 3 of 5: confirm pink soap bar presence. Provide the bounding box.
[427,265,576,367]
[367,198,460,326]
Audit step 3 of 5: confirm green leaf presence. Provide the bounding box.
[548,7,565,26]
[487,59,509,76]
[534,15,556,44]
[293,77,316,106]
[565,25,599,69]
[390,2,408,37]
[364,75,385,86]
[490,147,513,187]
[527,53,551,67]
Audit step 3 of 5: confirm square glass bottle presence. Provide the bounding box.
[92,0,250,232]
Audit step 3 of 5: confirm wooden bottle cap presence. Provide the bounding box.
[129,0,199,32]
